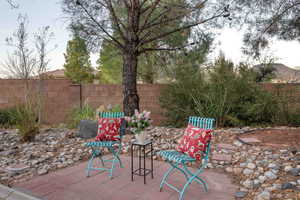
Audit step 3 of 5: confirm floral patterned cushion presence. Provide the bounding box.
[95,118,122,141]
[176,124,213,160]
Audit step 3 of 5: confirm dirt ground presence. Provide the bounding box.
[240,128,300,147]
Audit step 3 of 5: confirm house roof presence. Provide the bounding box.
[41,69,65,78]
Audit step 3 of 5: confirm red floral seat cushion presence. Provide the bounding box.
[176,124,213,160]
[95,118,122,141]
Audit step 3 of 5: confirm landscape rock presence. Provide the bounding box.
[268,163,280,170]
[264,171,277,180]
[247,163,256,169]
[281,182,296,190]
[233,140,243,147]
[258,175,267,184]
[37,168,48,176]
[243,168,254,175]
[284,165,293,172]
[242,179,254,189]
[288,168,300,176]
[235,191,247,198]
[1,126,299,200]
[76,120,98,139]
[5,164,29,175]
[255,191,270,200]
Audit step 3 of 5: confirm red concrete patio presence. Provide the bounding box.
[14,156,236,200]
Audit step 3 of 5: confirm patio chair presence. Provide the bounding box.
[157,116,215,200]
[85,112,126,179]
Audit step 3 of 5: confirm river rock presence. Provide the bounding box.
[265,171,277,180]
[243,168,254,175]
[281,182,296,190]
[235,191,247,198]
[288,168,300,176]
[247,163,256,169]
[255,191,270,200]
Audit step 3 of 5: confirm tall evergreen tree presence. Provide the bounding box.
[97,40,122,84]
[63,35,94,83]
[62,0,230,115]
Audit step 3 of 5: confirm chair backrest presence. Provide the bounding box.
[188,116,215,130]
[99,112,124,118]
[98,112,126,137]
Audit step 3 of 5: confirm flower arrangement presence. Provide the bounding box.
[125,110,152,135]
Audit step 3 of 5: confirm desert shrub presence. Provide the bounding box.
[287,112,300,126]
[160,55,279,127]
[68,104,96,129]
[13,103,39,142]
[0,107,19,128]
[159,62,206,127]
[110,104,122,112]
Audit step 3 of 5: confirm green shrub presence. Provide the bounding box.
[110,104,122,112]
[68,104,96,129]
[0,107,19,128]
[160,64,206,127]
[287,112,300,126]
[160,55,279,127]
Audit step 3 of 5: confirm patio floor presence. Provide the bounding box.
[14,156,236,200]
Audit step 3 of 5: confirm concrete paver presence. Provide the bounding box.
[0,184,12,199]
[14,156,236,200]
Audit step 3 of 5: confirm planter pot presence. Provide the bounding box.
[135,132,147,144]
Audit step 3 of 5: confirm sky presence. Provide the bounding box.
[0,0,300,76]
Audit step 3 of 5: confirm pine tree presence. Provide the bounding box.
[63,35,94,83]
[97,41,122,84]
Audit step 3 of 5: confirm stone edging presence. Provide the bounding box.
[0,184,41,200]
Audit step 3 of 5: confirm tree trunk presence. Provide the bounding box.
[122,49,139,116]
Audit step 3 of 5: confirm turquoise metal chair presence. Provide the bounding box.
[85,112,125,179]
[157,116,215,200]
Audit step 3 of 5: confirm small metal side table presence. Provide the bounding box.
[131,140,153,184]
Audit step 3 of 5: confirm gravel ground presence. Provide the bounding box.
[0,126,300,200]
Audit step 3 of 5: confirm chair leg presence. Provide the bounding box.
[159,163,175,191]
[108,145,122,179]
[109,158,116,179]
[116,154,123,168]
[98,153,105,167]
[179,175,194,200]
[114,144,123,168]
[183,164,208,192]
[86,153,96,177]
[171,162,189,181]
[159,161,208,200]
[86,144,123,179]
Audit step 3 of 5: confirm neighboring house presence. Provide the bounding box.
[35,69,100,84]
[39,69,66,79]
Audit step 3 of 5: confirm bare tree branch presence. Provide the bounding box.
[105,0,127,41]
[139,11,225,47]
[139,0,161,31]
[6,0,19,9]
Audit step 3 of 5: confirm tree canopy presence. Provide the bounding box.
[63,35,94,83]
[62,0,231,115]
[232,0,300,57]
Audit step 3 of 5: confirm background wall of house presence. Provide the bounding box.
[0,79,299,125]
